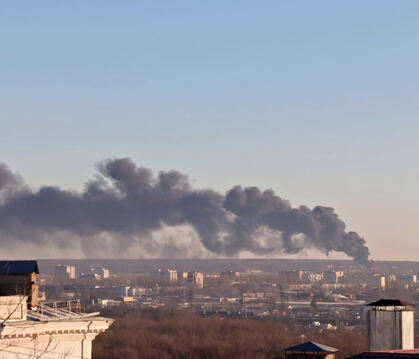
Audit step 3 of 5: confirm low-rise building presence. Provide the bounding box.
[323,271,345,284]
[302,272,323,283]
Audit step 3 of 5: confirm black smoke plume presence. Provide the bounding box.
[0,158,370,264]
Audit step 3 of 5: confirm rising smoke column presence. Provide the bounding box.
[0,158,370,264]
[223,186,369,264]
[0,163,24,202]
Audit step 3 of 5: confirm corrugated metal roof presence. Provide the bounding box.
[284,341,338,353]
[0,261,39,275]
[367,299,412,307]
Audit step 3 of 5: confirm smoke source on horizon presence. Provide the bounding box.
[0,158,370,264]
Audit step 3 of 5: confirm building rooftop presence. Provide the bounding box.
[27,301,101,322]
[347,349,419,358]
[0,260,39,275]
[0,296,102,323]
[367,299,412,307]
[284,341,339,353]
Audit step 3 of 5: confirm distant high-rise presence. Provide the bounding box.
[54,264,76,279]
[101,268,110,279]
[168,270,178,283]
[187,272,204,289]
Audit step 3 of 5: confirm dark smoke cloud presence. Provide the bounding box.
[0,158,370,264]
[0,163,20,191]
[0,163,24,203]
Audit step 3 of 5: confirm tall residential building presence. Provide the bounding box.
[101,268,110,279]
[168,270,178,283]
[187,272,204,289]
[54,264,76,280]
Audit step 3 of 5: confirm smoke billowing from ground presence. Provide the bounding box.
[0,158,370,264]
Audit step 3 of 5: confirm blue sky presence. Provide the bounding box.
[1,1,419,260]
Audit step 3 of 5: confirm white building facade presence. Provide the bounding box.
[0,296,113,359]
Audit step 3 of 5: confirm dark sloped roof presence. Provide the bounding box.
[367,299,412,307]
[284,341,338,353]
[0,261,39,275]
[347,349,419,358]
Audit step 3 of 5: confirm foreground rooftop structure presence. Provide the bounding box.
[0,261,39,275]
[0,259,113,359]
[347,349,419,359]
[284,341,339,359]
[0,260,40,309]
[367,298,414,352]
[0,296,113,359]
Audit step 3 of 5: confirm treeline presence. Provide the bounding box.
[93,307,366,359]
